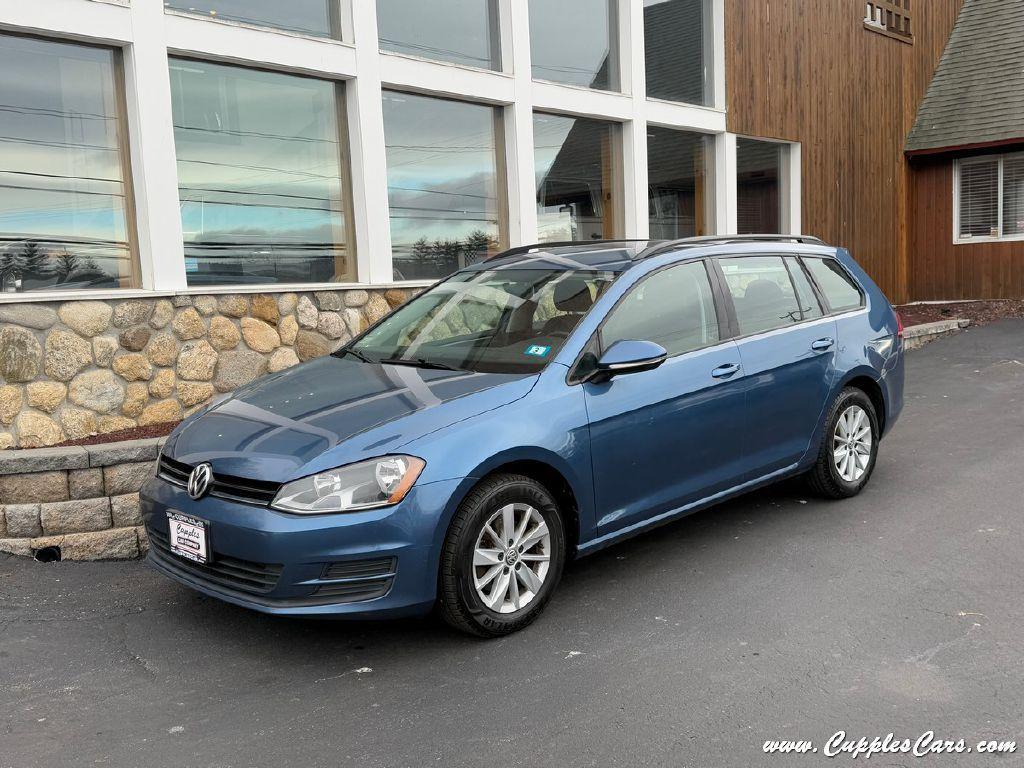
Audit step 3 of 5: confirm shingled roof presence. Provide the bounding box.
[905,0,1024,155]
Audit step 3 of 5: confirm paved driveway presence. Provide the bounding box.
[3,321,1024,767]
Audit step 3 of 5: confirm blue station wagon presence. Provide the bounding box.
[142,235,904,636]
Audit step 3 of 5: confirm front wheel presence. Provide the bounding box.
[438,474,566,637]
[807,388,880,499]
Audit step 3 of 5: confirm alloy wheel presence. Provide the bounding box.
[833,404,873,482]
[472,503,551,614]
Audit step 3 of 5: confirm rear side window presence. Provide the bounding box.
[601,261,719,356]
[785,257,823,321]
[719,256,809,336]
[803,257,863,312]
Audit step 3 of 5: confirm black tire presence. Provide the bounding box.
[807,387,880,499]
[438,473,566,637]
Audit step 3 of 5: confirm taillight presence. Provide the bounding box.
[895,311,905,339]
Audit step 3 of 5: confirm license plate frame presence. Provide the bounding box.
[166,511,210,564]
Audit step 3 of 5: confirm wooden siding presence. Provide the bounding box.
[726,0,962,302]
[908,154,1024,300]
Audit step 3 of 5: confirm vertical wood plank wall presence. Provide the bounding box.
[908,154,1024,300]
[725,0,962,303]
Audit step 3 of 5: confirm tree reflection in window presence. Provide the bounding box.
[0,35,134,293]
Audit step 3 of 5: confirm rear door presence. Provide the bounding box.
[582,259,747,537]
[715,255,837,478]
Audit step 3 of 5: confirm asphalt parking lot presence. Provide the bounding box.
[3,321,1023,768]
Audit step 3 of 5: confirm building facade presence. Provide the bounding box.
[0,0,775,298]
[0,0,961,448]
[905,0,1024,300]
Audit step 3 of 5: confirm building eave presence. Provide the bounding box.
[906,136,1024,158]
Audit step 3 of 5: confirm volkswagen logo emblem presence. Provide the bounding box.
[187,463,213,500]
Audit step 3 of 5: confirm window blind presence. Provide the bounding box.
[1002,154,1024,236]
[958,159,998,238]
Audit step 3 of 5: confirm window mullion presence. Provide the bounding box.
[998,156,1005,238]
[953,160,960,240]
[125,1,188,291]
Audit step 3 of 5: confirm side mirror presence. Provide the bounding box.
[591,339,667,383]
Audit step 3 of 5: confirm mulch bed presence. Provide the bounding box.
[896,300,1024,328]
[47,421,181,449]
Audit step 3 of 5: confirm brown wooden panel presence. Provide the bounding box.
[726,0,962,302]
[908,155,1024,300]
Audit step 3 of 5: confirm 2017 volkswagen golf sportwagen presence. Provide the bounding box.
[142,235,904,636]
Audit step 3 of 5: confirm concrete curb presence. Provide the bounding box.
[903,318,970,351]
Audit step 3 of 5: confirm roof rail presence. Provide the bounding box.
[668,234,826,247]
[484,239,659,261]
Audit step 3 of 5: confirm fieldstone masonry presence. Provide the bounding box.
[0,437,164,560]
[0,288,415,448]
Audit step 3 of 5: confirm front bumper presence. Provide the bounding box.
[141,475,463,618]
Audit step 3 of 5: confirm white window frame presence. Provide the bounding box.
[0,0,775,304]
[953,153,1024,245]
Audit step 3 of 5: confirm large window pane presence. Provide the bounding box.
[383,92,504,280]
[645,0,711,105]
[736,138,782,234]
[164,1,337,38]
[0,34,134,293]
[377,0,500,70]
[529,0,618,91]
[170,60,352,286]
[957,159,998,239]
[1001,154,1024,237]
[647,127,712,239]
[534,113,621,243]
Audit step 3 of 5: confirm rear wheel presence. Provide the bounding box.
[438,474,565,637]
[807,388,880,499]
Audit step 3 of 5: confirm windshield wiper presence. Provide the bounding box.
[379,357,462,371]
[337,347,375,364]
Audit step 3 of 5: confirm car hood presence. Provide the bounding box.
[168,355,537,482]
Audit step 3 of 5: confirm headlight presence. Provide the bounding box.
[271,455,426,514]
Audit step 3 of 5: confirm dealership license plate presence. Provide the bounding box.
[166,512,210,564]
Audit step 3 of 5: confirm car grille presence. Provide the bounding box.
[157,455,281,507]
[148,528,283,595]
[323,557,396,580]
[316,557,396,602]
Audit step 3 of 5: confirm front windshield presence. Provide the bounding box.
[350,268,617,373]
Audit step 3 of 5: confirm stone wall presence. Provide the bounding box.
[0,437,166,560]
[0,288,414,449]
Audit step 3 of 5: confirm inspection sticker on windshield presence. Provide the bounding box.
[525,345,551,357]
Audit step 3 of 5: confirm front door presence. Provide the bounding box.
[716,255,837,477]
[583,260,748,537]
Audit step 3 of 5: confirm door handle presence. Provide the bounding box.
[711,363,740,379]
[811,337,834,351]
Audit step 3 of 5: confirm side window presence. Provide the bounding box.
[785,257,823,321]
[601,261,719,356]
[803,257,863,313]
[719,255,807,336]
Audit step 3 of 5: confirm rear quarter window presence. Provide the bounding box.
[803,257,863,313]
